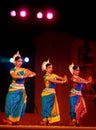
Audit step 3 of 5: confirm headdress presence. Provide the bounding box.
[41,59,50,71]
[12,51,21,64]
[68,62,74,74]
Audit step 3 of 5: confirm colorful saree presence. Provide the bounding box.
[41,73,60,124]
[5,67,27,123]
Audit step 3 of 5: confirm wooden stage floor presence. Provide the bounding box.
[0,125,96,130]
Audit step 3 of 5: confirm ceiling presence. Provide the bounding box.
[0,0,96,41]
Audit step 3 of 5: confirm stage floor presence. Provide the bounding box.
[0,125,96,130]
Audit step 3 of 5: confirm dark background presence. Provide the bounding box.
[0,0,96,42]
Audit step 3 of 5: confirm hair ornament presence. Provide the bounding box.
[41,58,50,71]
[69,62,74,74]
[12,51,21,64]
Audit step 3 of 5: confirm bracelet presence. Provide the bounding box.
[21,76,24,78]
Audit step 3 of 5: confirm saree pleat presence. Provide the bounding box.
[41,88,60,123]
[5,88,27,122]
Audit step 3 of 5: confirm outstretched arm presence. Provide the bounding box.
[25,69,36,77]
[71,75,92,84]
[56,74,68,83]
[47,74,68,84]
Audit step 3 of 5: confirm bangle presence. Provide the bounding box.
[21,76,24,78]
[30,74,33,77]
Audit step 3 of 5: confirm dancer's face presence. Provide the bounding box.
[73,67,80,76]
[15,58,23,67]
[46,65,53,74]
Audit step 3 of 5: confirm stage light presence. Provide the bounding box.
[9,58,14,63]
[9,7,56,22]
[10,10,16,17]
[18,8,29,19]
[9,57,30,63]
[46,12,53,20]
[24,57,29,63]
[36,12,43,19]
[20,10,27,17]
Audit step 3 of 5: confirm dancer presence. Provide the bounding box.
[40,59,68,126]
[68,63,92,126]
[3,51,36,125]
